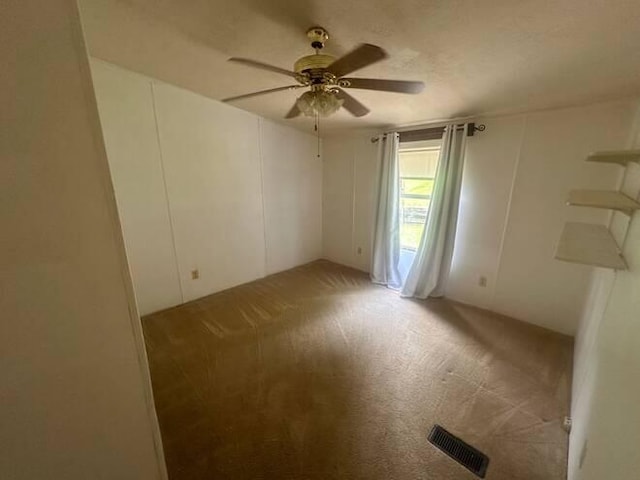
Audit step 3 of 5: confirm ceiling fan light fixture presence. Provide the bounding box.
[224,26,425,121]
[296,90,344,117]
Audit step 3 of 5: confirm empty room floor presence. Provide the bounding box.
[142,260,573,480]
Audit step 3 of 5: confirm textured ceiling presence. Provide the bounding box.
[80,0,640,134]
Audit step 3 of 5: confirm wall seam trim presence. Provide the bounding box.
[258,118,269,277]
[492,114,528,308]
[150,82,185,303]
[351,141,357,264]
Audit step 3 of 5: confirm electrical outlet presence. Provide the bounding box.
[191,269,199,280]
[563,416,572,433]
[478,276,487,287]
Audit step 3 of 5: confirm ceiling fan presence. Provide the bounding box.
[222,27,425,119]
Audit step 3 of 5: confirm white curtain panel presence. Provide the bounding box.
[370,132,403,289]
[401,124,468,298]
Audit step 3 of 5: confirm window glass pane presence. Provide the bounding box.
[401,178,434,196]
[400,196,430,250]
[398,145,440,251]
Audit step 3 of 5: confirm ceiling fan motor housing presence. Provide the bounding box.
[295,27,337,85]
[294,54,336,74]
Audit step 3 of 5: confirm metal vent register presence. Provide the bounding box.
[428,425,489,478]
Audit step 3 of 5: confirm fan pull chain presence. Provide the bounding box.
[315,112,320,158]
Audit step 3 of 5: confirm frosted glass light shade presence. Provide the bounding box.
[296,90,343,117]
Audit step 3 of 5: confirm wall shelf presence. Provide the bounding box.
[567,189,640,215]
[586,150,640,166]
[555,222,627,270]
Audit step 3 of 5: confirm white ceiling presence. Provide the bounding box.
[80,0,640,135]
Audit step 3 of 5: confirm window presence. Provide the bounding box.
[398,141,441,251]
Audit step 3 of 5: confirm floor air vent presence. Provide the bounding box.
[428,425,489,478]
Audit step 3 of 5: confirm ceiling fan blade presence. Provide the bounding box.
[341,78,425,94]
[335,89,370,117]
[326,44,388,78]
[228,58,297,78]
[285,103,301,119]
[222,85,303,102]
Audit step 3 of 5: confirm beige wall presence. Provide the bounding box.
[90,60,183,314]
[260,120,323,275]
[568,115,640,479]
[322,133,379,272]
[478,100,635,334]
[322,99,637,335]
[0,1,165,479]
[91,60,322,313]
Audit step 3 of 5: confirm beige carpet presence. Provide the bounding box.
[142,260,573,479]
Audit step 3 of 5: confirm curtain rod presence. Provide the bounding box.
[370,122,486,143]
